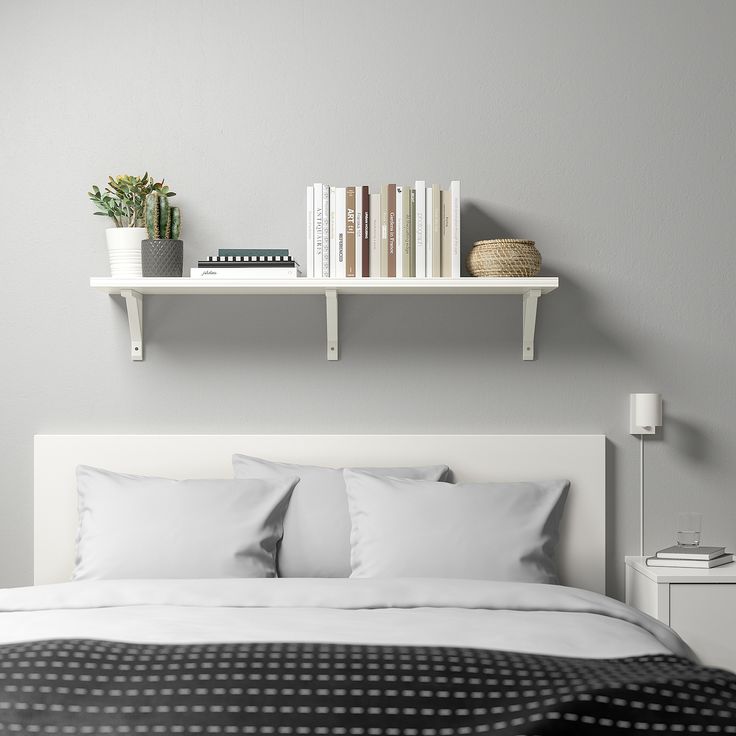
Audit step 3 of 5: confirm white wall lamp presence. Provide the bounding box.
[630,393,663,556]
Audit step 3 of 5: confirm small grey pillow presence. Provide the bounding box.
[74,465,298,580]
[232,454,449,577]
[344,470,569,584]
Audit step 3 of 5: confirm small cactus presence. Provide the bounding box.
[145,192,181,240]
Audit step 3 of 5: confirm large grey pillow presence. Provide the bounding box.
[74,465,298,580]
[232,454,449,577]
[344,470,569,584]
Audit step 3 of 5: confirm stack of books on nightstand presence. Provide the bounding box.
[646,545,735,569]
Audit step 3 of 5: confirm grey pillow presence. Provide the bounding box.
[232,454,449,577]
[74,465,298,580]
[344,470,569,584]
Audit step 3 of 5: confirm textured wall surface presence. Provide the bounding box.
[1,0,734,598]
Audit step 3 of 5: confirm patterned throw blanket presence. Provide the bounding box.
[1,639,734,734]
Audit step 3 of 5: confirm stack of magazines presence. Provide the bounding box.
[645,545,734,568]
[191,249,299,279]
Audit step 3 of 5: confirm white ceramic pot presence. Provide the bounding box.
[105,227,146,277]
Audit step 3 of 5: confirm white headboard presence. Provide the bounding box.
[34,434,606,592]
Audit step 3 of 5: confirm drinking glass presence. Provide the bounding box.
[676,512,702,547]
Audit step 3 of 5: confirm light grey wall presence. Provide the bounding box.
[1,0,734,598]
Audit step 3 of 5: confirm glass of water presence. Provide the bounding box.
[676,512,702,547]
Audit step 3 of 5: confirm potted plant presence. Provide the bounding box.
[142,192,183,277]
[88,173,175,277]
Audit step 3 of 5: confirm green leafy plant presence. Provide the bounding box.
[145,191,181,240]
[88,173,175,228]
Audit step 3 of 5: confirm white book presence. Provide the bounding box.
[395,186,404,277]
[431,184,441,277]
[321,184,330,277]
[425,185,433,279]
[190,267,298,279]
[329,186,337,278]
[313,183,324,278]
[369,192,380,277]
[335,187,346,278]
[450,180,461,278]
[306,185,314,278]
[355,189,363,278]
[415,180,426,278]
[646,553,734,569]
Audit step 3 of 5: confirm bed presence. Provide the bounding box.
[0,434,733,734]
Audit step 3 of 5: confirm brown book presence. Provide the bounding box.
[380,184,388,277]
[387,183,397,277]
[360,186,370,277]
[346,186,356,277]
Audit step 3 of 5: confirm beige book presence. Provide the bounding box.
[402,186,411,277]
[432,184,441,277]
[346,186,356,277]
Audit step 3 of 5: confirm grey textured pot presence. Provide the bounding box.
[141,239,183,277]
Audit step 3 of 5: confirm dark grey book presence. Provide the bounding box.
[656,545,726,560]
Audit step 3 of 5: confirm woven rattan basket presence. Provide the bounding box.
[466,239,541,277]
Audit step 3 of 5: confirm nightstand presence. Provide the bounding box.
[625,556,736,672]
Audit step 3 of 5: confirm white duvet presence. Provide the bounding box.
[0,578,693,661]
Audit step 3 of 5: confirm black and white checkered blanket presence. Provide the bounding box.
[1,639,735,734]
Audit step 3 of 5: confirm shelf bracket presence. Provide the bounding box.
[522,288,542,361]
[120,289,143,361]
[325,289,338,360]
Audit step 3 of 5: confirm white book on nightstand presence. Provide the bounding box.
[646,553,734,569]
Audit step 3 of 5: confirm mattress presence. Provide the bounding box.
[1,578,734,734]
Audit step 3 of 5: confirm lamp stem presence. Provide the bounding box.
[640,434,644,557]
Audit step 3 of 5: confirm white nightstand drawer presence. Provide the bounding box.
[625,556,736,672]
[670,584,736,671]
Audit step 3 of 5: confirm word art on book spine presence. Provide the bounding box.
[307,181,460,279]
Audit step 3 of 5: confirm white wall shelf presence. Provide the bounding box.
[90,277,559,362]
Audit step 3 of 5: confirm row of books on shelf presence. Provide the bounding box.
[306,181,461,279]
[645,545,734,569]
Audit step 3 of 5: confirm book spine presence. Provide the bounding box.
[387,184,397,277]
[402,186,412,278]
[425,185,433,278]
[415,181,426,277]
[432,184,441,277]
[380,184,389,277]
[200,256,295,264]
[354,188,363,278]
[409,188,416,277]
[306,185,314,278]
[361,186,370,277]
[346,186,356,277]
[313,184,324,278]
[369,192,380,277]
[218,249,290,257]
[324,185,331,276]
[190,268,298,279]
[395,186,403,277]
[440,190,451,277]
[329,186,337,278]
[450,180,461,278]
[336,187,346,278]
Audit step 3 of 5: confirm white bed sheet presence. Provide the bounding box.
[0,578,693,661]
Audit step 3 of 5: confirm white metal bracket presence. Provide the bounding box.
[325,289,338,360]
[120,289,143,361]
[522,289,542,361]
